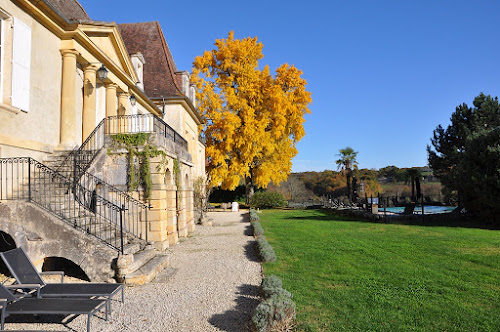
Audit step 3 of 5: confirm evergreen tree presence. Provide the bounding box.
[428,93,500,223]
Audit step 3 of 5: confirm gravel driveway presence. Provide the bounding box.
[4,211,262,332]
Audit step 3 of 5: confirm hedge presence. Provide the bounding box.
[250,192,287,209]
[252,275,296,332]
[257,236,276,263]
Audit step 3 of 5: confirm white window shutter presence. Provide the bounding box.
[12,17,31,112]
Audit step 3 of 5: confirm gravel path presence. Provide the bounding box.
[4,211,262,331]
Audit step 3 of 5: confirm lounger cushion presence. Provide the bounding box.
[39,283,122,297]
[6,298,106,315]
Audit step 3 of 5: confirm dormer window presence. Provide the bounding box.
[182,73,189,96]
[130,53,145,91]
[190,85,196,107]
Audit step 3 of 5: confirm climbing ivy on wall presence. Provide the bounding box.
[110,133,167,200]
[173,158,181,190]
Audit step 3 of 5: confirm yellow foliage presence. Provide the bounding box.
[192,32,311,190]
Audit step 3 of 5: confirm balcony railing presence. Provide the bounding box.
[75,114,190,178]
[105,114,188,151]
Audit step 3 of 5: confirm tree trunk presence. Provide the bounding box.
[415,177,421,200]
[352,176,358,201]
[346,170,352,202]
[245,176,255,205]
[411,178,415,201]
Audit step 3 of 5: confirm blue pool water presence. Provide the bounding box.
[379,206,456,215]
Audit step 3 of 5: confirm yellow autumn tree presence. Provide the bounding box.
[192,32,311,201]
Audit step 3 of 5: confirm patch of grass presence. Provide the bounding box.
[260,209,500,331]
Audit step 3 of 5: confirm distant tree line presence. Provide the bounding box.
[210,165,439,204]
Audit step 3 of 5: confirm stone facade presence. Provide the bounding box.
[0,0,203,281]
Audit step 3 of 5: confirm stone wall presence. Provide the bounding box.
[99,138,195,250]
[0,201,118,282]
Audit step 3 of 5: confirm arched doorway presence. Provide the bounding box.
[0,231,16,276]
[164,168,172,187]
[42,257,90,281]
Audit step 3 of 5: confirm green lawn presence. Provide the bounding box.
[259,209,500,331]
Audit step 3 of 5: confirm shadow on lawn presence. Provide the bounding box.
[209,284,260,332]
[286,208,500,230]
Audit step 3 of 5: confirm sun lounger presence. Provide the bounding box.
[0,283,106,332]
[0,248,124,315]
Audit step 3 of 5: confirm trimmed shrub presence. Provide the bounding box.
[250,211,260,221]
[257,236,276,262]
[267,287,292,300]
[252,300,273,332]
[262,275,282,292]
[252,292,296,332]
[250,192,287,209]
[261,275,283,298]
[252,221,265,237]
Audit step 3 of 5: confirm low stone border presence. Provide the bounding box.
[249,209,296,331]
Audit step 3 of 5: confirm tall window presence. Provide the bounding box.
[11,17,31,112]
[0,14,5,103]
[0,18,3,94]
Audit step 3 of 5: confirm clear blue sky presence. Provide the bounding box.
[81,0,500,172]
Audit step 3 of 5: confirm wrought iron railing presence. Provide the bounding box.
[0,158,125,252]
[73,165,149,241]
[105,114,189,151]
[70,113,193,242]
[74,118,106,176]
[74,114,190,179]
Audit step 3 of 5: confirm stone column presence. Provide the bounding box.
[105,84,118,134]
[105,83,118,118]
[147,156,173,251]
[186,188,195,233]
[177,188,188,237]
[82,65,98,141]
[59,49,79,149]
[166,186,179,245]
[117,92,130,116]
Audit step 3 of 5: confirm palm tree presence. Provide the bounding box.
[404,168,422,201]
[336,147,358,201]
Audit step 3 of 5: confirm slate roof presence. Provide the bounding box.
[118,22,185,99]
[39,0,91,22]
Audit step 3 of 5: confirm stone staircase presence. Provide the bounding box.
[116,244,171,285]
[43,149,75,179]
[42,150,171,286]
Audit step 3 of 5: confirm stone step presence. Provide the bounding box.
[125,254,171,286]
[104,228,128,242]
[104,236,129,248]
[59,209,95,218]
[120,248,156,276]
[151,267,178,283]
[86,222,119,236]
[122,242,141,255]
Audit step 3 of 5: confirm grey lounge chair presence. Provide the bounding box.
[0,248,124,314]
[0,283,106,332]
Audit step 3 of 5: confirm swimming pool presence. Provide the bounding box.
[379,206,456,215]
